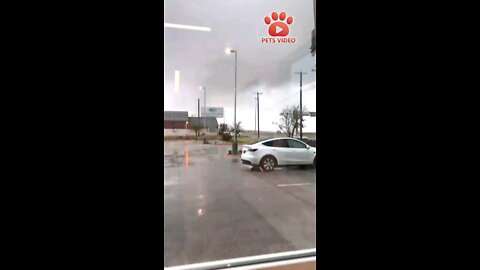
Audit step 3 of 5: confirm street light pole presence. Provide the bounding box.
[197,98,200,140]
[226,48,238,154]
[204,88,206,131]
[294,71,308,139]
[234,50,237,153]
[200,87,206,132]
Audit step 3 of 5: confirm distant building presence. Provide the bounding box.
[164,111,218,132]
[187,117,218,132]
[164,111,188,129]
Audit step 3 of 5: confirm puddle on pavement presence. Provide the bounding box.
[250,166,262,172]
[183,150,196,167]
[187,148,218,156]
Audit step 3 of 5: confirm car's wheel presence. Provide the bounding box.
[313,157,316,168]
[260,156,277,172]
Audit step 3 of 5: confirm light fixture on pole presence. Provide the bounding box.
[199,86,206,132]
[225,47,238,154]
[164,23,211,32]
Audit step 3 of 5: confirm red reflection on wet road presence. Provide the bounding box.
[185,149,189,168]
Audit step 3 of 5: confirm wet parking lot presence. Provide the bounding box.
[164,140,316,267]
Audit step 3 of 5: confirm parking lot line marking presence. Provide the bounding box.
[277,183,312,187]
[164,181,185,186]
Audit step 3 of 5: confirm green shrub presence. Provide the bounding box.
[221,133,232,142]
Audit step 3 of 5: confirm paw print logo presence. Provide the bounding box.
[264,12,293,37]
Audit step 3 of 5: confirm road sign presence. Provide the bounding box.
[201,107,224,118]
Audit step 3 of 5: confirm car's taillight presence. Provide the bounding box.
[248,148,258,152]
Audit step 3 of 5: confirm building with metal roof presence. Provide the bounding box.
[164,111,189,129]
[164,111,188,121]
[164,111,218,132]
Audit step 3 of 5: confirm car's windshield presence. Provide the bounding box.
[164,0,316,268]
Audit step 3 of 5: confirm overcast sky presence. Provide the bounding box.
[164,0,316,132]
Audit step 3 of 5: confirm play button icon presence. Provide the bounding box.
[268,22,290,36]
[276,26,283,34]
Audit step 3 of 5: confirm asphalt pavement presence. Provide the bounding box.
[164,140,316,267]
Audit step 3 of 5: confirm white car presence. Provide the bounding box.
[241,137,316,171]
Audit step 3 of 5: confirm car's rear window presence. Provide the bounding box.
[251,137,274,145]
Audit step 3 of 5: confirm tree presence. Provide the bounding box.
[275,107,294,137]
[229,121,243,137]
[189,122,202,140]
[218,123,231,141]
[275,105,308,137]
[292,105,308,137]
[218,123,229,136]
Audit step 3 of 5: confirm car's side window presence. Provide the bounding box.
[273,139,290,148]
[271,140,281,147]
[288,139,307,148]
[262,141,274,147]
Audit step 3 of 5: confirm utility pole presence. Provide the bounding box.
[199,87,206,132]
[254,96,257,135]
[294,71,307,139]
[204,90,206,132]
[254,91,263,138]
[197,98,200,140]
